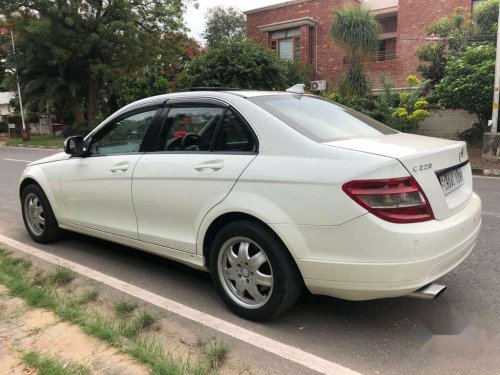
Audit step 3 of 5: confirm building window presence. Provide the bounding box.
[279,39,294,60]
[270,28,302,62]
[375,38,396,61]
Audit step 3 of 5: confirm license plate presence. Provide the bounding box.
[439,168,464,195]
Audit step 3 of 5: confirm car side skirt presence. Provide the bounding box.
[59,221,207,271]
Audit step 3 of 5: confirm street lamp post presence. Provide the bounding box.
[482,0,500,162]
[490,0,500,134]
[8,28,28,140]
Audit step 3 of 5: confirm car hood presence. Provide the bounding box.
[28,152,71,166]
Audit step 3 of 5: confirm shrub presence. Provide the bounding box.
[178,39,309,90]
[390,76,430,132]
[331,7,380,96]
[435,44,495,135]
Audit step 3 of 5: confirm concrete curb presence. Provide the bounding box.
[472,167,500,177]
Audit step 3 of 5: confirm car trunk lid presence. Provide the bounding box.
[324,133,473,220]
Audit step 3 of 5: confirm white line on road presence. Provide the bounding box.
[0,233,361,375]
[3,158,34,163]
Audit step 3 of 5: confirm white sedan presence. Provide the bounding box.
[19,88,482,321]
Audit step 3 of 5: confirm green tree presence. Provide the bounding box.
[1,0,189,128]
[416,7,470,86]
[331,7,380,96]
[435,44,495,129]
[107,65,171,109]
[0,25,9,92]
[474,0,499,36]
[203,6,247,48]
[428,0,498,142]
[178,39,308,90]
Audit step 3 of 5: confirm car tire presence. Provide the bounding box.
[21,184,63,244]
[209,220,302,321]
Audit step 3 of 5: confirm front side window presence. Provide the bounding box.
[161,107,224,152]
[90,109,157,155]
[249,95,397,143]
[213,109,256,152]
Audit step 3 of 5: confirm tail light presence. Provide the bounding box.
[342,177,434,224]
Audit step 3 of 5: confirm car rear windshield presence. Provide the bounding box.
[248,95,397,142]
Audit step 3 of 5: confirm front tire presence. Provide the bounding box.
[21,184,62,243]
[209,220,302,321]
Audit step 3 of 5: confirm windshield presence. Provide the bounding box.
[248,95,397,142]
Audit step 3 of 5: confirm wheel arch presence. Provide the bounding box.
[19,171,63,221]
[19,177,41,197]
[201,211,299,272]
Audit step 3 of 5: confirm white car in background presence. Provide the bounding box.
[19,88,482,321]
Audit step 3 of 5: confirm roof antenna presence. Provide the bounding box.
[286,84,306,94]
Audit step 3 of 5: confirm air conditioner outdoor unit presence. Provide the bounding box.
[310,80,327,91]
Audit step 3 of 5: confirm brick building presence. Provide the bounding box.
[245,0,482,90]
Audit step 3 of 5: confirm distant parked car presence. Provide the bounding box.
[19,88,481,320]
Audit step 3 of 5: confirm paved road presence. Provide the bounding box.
[1,146,500,375]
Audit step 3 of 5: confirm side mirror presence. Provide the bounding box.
[64,136,85,156]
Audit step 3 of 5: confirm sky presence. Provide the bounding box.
[185,0,289,42]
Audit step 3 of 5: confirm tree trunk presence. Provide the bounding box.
[47,102,53,136]
[74,102,85,127]
[87,76,99,128]
[108,93,119,114]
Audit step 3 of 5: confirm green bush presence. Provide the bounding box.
[390,76,430,132]
[327,76,429,133]
[178,39,309,90]
[435,44,495,143]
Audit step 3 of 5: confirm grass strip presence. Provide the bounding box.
[22,351,90,375]
[0,249,216,375]
[114,300,139,317]
[6,135,64,148]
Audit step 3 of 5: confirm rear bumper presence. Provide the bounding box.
[272,192,482,301]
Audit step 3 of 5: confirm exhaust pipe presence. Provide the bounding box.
[407,283,447,300]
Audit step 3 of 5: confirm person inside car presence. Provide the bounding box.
[173,114,192,139]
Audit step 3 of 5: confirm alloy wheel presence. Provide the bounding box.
[24,193,45,236]
[217,237,274,309]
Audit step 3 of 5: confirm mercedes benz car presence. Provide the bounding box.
[19,87,482,321]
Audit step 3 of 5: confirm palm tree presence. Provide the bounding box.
[331,7,380,96]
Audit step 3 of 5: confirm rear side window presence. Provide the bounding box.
[248,95,397,142]
[213,109,256,152]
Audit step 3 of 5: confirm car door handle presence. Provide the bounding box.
[195,161,224,172]
[110,163,130,173]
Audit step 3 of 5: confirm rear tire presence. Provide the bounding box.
[21,184,62,243]
[209,220,302,321]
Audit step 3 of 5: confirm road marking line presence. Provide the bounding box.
[3,158,34,163]
[0,233,361,375]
